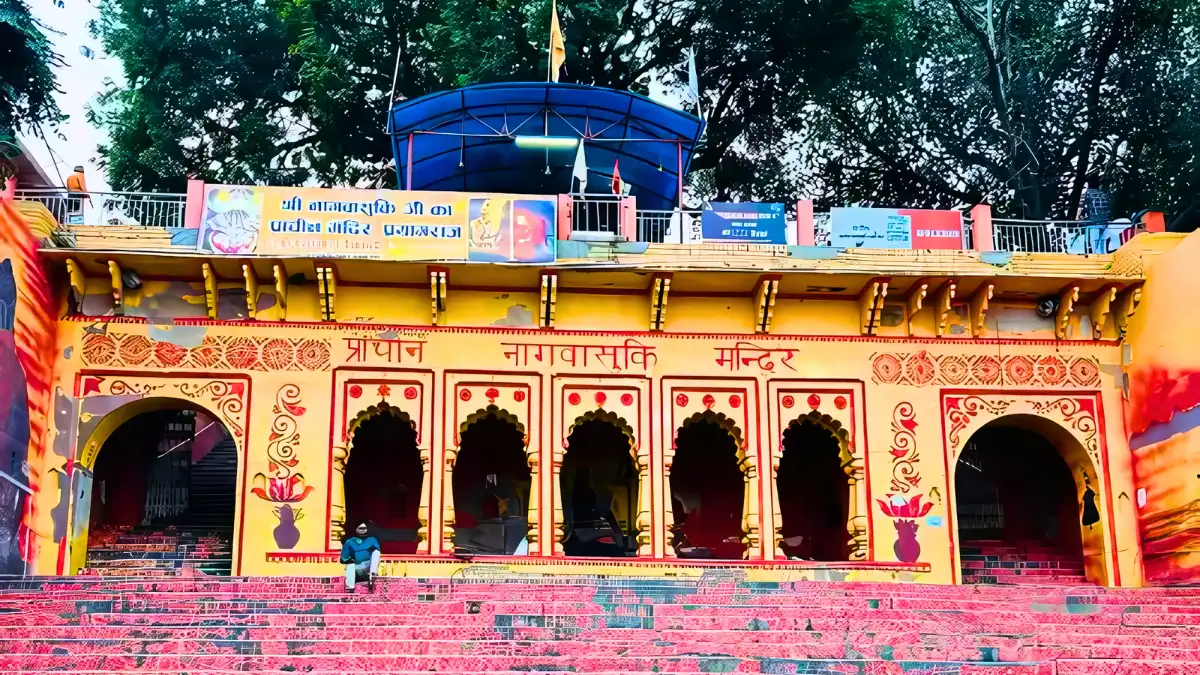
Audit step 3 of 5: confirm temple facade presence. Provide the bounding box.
[5,186,1185,588]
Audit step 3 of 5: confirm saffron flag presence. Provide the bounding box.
[572,141,588,192]
[612,159,625,195]
[549,0,566,82]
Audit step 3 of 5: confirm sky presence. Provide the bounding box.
[19,0,119,192]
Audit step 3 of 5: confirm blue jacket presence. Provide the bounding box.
[340,536,380,564]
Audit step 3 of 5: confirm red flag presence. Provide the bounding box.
[612,159,623,195]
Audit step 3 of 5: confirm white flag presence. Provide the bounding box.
[687,48,703,119]
[572,140,588,192]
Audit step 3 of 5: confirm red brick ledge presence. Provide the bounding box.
[265,551,930,573]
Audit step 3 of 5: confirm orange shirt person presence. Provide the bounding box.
[64,166,91,223]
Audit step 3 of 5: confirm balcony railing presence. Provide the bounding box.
[635,209,704,244]
[14,189,187,229]
[991,219,1131,255]
[569,194,623,239]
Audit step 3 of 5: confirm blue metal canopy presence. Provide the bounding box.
[388,82,705,211]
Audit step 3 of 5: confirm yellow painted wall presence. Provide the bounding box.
[31,277,1139,585]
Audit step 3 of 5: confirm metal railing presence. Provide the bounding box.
[635,209,703,243]
[14,188,187,229]
[569,194,623,239]
[991,219,1132,254]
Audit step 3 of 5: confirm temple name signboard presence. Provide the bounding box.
[196,185,557,263]
[829,207,963,250]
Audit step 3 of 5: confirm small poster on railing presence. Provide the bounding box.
[830,207,963,250]
[700,202,787,244]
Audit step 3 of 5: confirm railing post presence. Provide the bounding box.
[557,194,573,241]
[795,199,814,246]
[619,196,637,241]
[184,179,205,229]
[970,204,994,252]
[1,177,15,202]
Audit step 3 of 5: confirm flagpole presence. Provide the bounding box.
[547,0,555,83]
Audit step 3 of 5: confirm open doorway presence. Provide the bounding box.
[669,415,746,560]
[955,416,1102,585]
[776,417,850,561]
[561,416,638,557]
[83,402,236,575]
[343,407,423,555]
[452,409,531,555]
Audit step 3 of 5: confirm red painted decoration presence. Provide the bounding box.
[377,384,391,398]
[729,395,741,408]
[348,385,363,399]
[513,390,526,403]
[834,395,848,410]
[620,393,634,406]
[675,394,689,407]
[781,395,794,409]
[485,387,500,402]
[568,393,582,405]
[807,393,821,409]
[595,392,607,405]
[702,394,716,409]
[403,387,418,400]
[459,389,472,402]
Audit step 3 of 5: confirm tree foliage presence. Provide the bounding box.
[88,0,1199,225]
[802,0,1200,222]
[0,0,64,145]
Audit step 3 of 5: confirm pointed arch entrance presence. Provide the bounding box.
[943,393,1113,586]
[71,396,238,575]
[776,412,853,561]
[339,402,426,554]
[561,410,640,558]
[668,410,748,560]
[954,415,1101,585]
[451,406,532,555]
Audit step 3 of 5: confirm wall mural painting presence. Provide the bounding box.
[251,384,311,551]
[877,493,934,564]
[81,331,331,371]
[871,351,1101,388]
[889,402,920,494]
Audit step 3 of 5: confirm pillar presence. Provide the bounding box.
[525,444,541,556]
[970,204,994,252]
[844,457,868,560]
[441,444,458,554]
[635,444,652,556]
[740,445,763,560]
[795,199,815,246]
[184,178,205,229]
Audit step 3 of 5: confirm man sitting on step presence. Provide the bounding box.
[340,523,381,592]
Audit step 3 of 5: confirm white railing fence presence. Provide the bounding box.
[991,219,1131,255]
[569,194,623,239]
[14,189,187,229]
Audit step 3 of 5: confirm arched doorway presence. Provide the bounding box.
[776,414,851,561]
[954,415,1101,585]
[343,405,423,555]
[561,413,638,557]
[79,399,237,575]
[670,412,747,560]
[452,408,531,555]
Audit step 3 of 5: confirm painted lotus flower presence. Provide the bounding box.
[252,473,313,503]
[877,493,933,519]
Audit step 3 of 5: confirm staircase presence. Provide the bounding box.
[0,574,1195,673]
[960,540,1089,585]
[83,527,233,577]
[187,437,238,532]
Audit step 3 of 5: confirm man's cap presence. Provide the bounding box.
[73,166,85,172]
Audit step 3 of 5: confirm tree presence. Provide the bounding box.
[0,0,64,170]
[89,0,299,191]
[800,0,1200,222]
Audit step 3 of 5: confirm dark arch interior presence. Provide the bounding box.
[452,413,531,555]
[955,424,1086,584]
[344,411,423,555]
[89,406,237,575]
[670,419,746,560]
[561,419,639,557]
[777,419,850,561]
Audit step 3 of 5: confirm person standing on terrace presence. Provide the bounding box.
[64,166,90,224]
[340,522,381,593]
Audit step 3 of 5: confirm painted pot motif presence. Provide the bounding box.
[273,504,303,550]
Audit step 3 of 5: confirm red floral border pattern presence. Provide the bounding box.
[871,351,1100,388]
[81,332,331,371]
[889,402,919,493]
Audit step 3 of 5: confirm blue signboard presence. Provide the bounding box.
[829,207,914,249]
[701,202,786,244]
